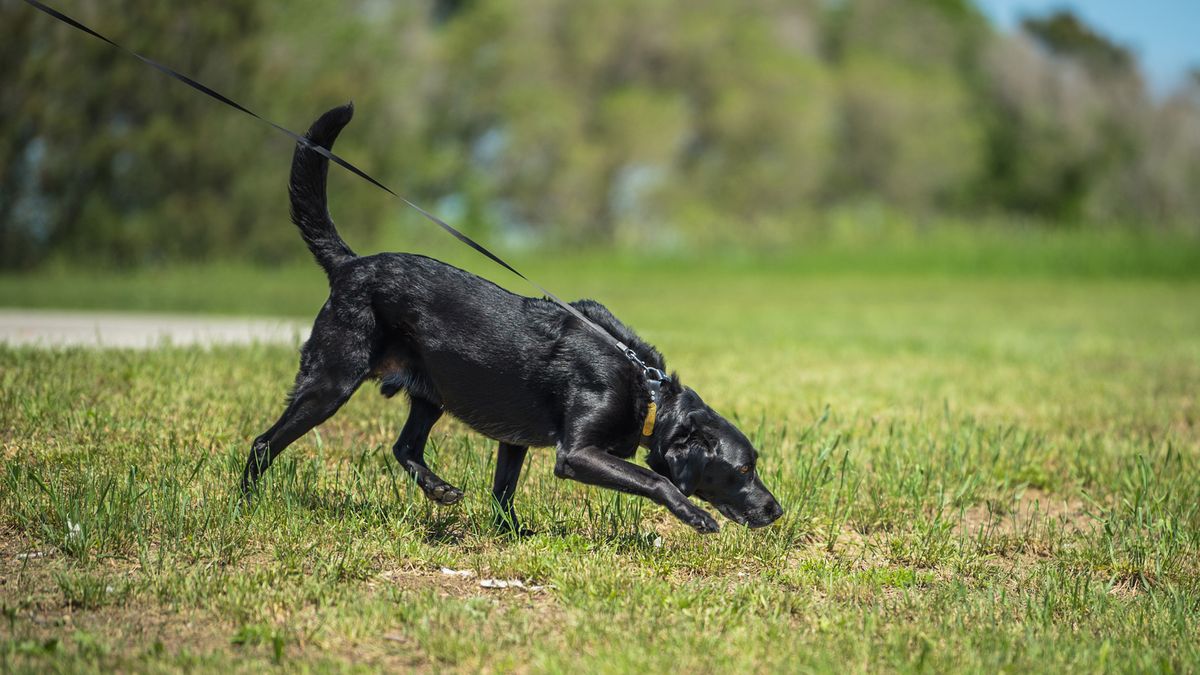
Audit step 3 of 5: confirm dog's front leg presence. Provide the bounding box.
[554,446,719,533]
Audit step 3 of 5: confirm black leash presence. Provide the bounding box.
[22,0,667,387]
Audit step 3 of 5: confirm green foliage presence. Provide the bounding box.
[836,55,985,208]
[2,0,1199,269]
[434,0,836,244]
[1,0,264,268]
[1021,10,1135,77]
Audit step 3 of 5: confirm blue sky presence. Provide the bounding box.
[974,0,1199,93]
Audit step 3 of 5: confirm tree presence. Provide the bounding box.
[435,0,835,245]
[981,10,1152,223]
[827,0,987,210]
[1021,10,1135,78]
[1,0,264,268]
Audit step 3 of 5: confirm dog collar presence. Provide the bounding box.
[641,377,662,439]
[623,347,666,441]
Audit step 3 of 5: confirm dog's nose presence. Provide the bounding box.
[749,499,784,528]
[764,499,783,523]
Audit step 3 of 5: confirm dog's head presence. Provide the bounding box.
[646,385,783,528]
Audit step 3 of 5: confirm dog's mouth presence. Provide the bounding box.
[714,503,745,525]
[712,501,783,529]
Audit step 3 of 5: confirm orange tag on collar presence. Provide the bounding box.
[642,401,657,437]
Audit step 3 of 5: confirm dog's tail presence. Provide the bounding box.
[290,103,357,278]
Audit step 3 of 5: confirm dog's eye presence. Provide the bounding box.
[738,465,751,475]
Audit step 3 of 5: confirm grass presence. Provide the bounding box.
[1,224,1198,316]
[1,244,1199,672]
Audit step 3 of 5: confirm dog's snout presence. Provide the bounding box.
[765,499,783,523]
[748,497,783,528]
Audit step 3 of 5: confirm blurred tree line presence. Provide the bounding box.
[2,0,1198,269]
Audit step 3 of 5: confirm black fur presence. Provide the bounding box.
[242,104,783,534]
[288,104,357,277]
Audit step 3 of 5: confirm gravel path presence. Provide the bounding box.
[0,309,309,349]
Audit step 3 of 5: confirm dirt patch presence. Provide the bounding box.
[372,565,556,600]
[2,528,560,669]
[324,564,563,671]
[770,489,1102,599]
[1,527,234,664]
[957,488,1095,539]
[1,526,63,616]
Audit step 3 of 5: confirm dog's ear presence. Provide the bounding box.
[664,410,713,496]
[664,446,707,496]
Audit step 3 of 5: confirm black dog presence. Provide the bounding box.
[241,104,783,534]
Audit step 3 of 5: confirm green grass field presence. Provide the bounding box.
[2,245,1199,672]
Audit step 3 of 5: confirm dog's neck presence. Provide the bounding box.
[641,383,680,453]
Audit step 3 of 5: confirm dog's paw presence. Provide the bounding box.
[684,507,720,534]
[424,482,464,506]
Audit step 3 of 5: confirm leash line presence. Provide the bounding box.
[22,0,666,383]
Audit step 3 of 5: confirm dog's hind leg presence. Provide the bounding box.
[491,442,530,535]
[392,397,462,505]
[242,308,371,496]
